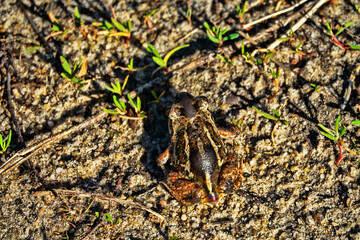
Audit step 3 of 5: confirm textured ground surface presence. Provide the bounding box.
[1,0,360,239]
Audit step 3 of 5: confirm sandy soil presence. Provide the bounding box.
[1,0,360,239]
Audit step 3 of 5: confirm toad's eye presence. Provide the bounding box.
[169,105,183,120]
[194,96,209,110]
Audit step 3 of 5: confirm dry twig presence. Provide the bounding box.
[267,0,330,50]
[0,111,108,175]
[32,189,165,222]
[243,0,310,29]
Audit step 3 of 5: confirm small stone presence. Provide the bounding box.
[181,214,187,221]
[225,94,239,105]
[251,125,258,133]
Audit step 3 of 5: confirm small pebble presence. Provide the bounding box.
[181,214,187,221]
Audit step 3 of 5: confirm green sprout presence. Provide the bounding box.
[204,22,239,47]
[46,11,68,40]
[236,2,248,24]
[146,43,189,73]
[231,117,244,128]
[111,18,132,45]
[290,42,306,63]
[270,69,280,79]
[143,9,158,31]
[26,46,42,52]
[104,75,129,96]
[103,95,127,116]
[253,107,287,126]
[60,56,87,89]
[268,68,280,102]
[263,52,275,63]
[49,11,64,32]
[149,90,166,104]
[170,237,183,240]
[115,58,148,72]
[104,213,113,224]
[103,75,147,119]
[127,94,147,118]
[92,18,132,45]
[217,54,234,65]
[0,130,12,154]
[186,9,192,26]
[277,29,295,43]
[103,213,120,227]
[355,4,360,13]
[325,21,360,50]
[149,90,166,111]
[318,115,360,165]
[310,83,321,92]
[253,100,288,145]
[241,41,256,65]
[74,7,84,26]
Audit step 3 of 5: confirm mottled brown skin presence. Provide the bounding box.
[157,92,242,205]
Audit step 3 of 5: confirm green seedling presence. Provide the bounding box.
[186,9,192,26]
[146,43,189,73]
[103,74,147,119]
[149,90,165,104]
[92,18,132,45]
[217,54,234,65]
[325,21,360,50]
[0,130,12,154]
[263,52,275,63]
[60,56,87,89]
[310,83,321,92]
[277,29,295,43]
[103,95,147,119]
[236,2,248,24]
[268,68,280,102]
[103,95,127,115]
[253,101,288,145]
[241,41,256,65]
[26,46,42,52]
[318,115,360,165]
[127,94,147,118]
[149,90,166,111]
[355,4,360,13]
[204,22,239,47]
[74,7,84,26]
[49,11,64,32]
[253,107,287,126]
[115,58,148,72]
[46,11,68,40]
[111,18,132,45]
[143,9,158,31]
[104,75,129,96]
[291,42,306,63]
[232,117,244,128]
[103,213,120,227]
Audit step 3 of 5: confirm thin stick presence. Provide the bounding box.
[0,111,108,175]
[5,63,23,143]
[267,0,330,50]
[243,0,310,29]
[32,189,165,221]
[78,218,103,240]
[16,0,55,52]
[340,64,360,111]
